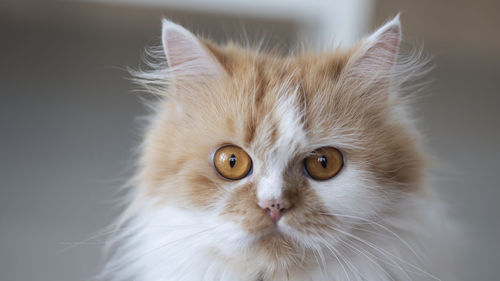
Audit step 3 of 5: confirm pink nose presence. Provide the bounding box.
[258,199,292,222]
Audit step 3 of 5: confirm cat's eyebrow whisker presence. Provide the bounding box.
[306,138,363,151]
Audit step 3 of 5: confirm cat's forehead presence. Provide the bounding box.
[198,52,346,162]
[211,47,361,147]
[246,87,306,164]
[215,45,351,92]
[179,44,393,166]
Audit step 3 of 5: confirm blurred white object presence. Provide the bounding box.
[78,0,374,48]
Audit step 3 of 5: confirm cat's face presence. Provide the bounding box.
[137,18,424,266]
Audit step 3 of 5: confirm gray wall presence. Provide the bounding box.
[1,1,499,280]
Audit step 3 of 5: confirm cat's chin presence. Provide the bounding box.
[248,221,308,251]
[259,223,284,237]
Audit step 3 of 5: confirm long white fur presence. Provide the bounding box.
[99,191,449,280]
[100,16,455,281]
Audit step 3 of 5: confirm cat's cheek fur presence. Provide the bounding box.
[118,204,257,280]
[103,193,450,281]
[308,163,387,226]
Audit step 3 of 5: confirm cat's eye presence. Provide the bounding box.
[304,147,343,181]
[213,145,252,180]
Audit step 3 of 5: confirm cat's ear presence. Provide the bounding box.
[346,14,402,87]
[161,19,224,80]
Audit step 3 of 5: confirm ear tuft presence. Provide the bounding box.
[349,14,402,80]
[161,19,223,79]
[368,13,401,42]
[366,13,401,63]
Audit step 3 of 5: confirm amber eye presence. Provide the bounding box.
[304,147,343,180]
[213,145,252,180]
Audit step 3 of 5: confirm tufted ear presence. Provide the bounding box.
[161,19,224,80]
[347,14,402,86]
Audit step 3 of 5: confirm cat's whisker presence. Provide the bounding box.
[339,237,397,281]
[318,229,376,281]
[333,244,363,281]
[339,247,366,281]
[59,227,125,254]
[315,234,352,281]
[329,224,441,281]
[311,246,329,280]
[322,212,424,263]
[322,225,414,281]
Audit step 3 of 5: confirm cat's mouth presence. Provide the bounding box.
[266,224,283,235]
[254,227,287,244]
[246,206,300,239]
[254,217,292,240]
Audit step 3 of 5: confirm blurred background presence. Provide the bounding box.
[1,0,499,280]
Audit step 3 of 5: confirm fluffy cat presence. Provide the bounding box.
[101,15,453,281]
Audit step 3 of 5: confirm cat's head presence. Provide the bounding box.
[134,15,426,270]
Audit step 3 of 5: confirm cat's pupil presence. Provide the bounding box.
[318,155,327,168]
[229,154,237,168]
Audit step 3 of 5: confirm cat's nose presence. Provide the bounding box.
[258,199,292,223]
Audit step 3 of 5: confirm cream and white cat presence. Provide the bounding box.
[101,15,454,281]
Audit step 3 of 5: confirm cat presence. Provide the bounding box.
[100,15,455,281]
